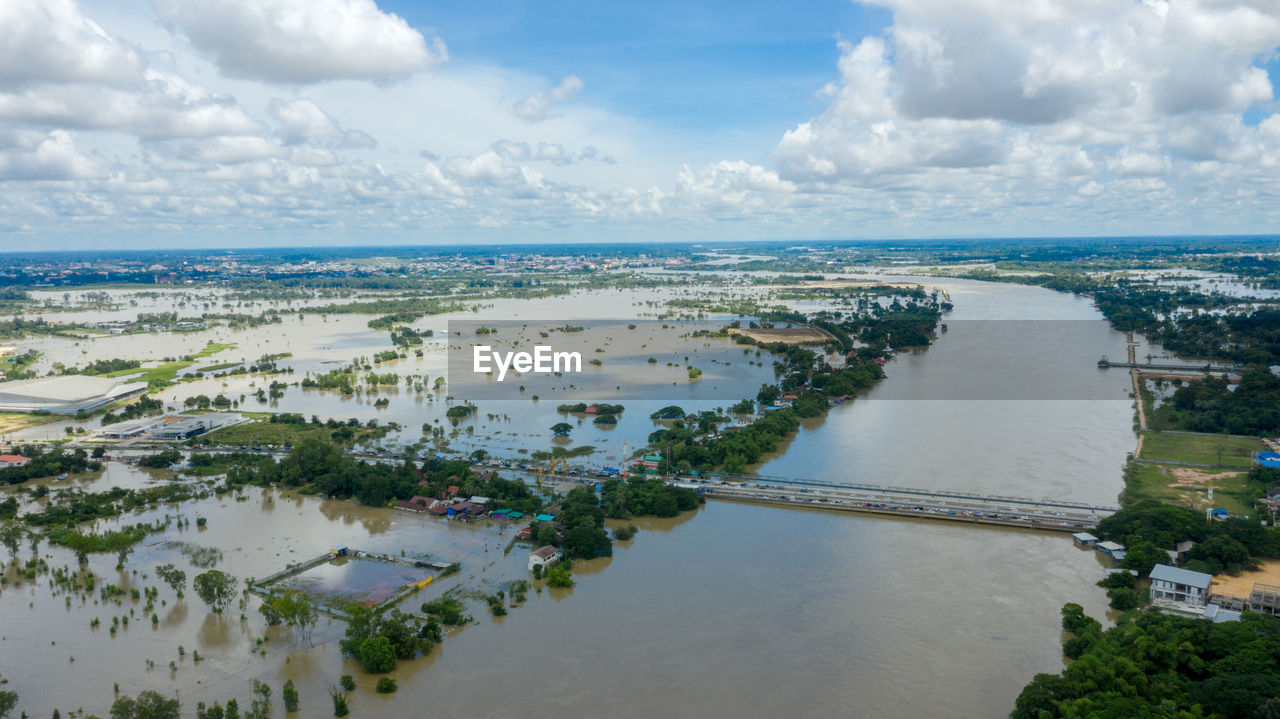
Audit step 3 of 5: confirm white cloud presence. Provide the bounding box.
[671,160,795,212]
[5,0,1280,244]
[0,129,105,181]
[268,98,375,147]
[769,0,1280,233]
[511,75,583,122]
[0,0,143,89]
[155,0,446,84]
[0,70,263,139]
[489,139,614,166]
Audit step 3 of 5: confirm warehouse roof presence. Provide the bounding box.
[0,375,147,412]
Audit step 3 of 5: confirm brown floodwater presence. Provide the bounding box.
[1,477,1113,719]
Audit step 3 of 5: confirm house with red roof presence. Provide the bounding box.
[0,454,30,468]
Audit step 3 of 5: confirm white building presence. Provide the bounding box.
[1149,564,1212,607]
[0,454,30,468]
[95,418,164,439]
[528,545,562,572]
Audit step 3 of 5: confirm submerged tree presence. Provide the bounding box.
[192,570,237,613]
[281,680,299,714]
[155,564,187,596]
[109,690,180,719]
[0,521,21,559]
[259,591,319,646]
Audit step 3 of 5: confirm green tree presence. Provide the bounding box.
[1106,587,1142,611]
[261,591,319,645]
[0,521,22,559]
[357,635,397,673]
[192,570,237,612]
[110,691,181,719]
[550,422,573,437]
[155,564,186,595]
[282,680,299,713]
[0,691,16,719]
[546,564,575,588]
[1119,540,1168,576]
[535,523,558,547]
[326,684,348,718]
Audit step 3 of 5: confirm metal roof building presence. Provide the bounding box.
[0,375,147,413]
[1149,564,1212,589]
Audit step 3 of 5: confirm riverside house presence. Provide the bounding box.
[1150,564,1212,607]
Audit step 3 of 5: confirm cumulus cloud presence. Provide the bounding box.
[511,76,583,122]
[155,0,447,84]
[771,0,1280,229]
[268,98,375,147]
[0,0,144,89]
[0,70,263,140]
[0,129,105,181]
[7,0,1280,243]
[672,160,795,212]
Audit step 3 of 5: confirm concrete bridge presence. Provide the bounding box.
[1097,357,1240,373]
[696,480,1110,532]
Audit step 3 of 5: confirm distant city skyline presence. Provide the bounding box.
[2,0,1280,249]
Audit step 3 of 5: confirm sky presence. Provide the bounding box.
[2,0,1280,250]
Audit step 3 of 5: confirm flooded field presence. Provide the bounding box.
[277,557,432,607]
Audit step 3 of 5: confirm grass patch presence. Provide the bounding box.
[102,360,194,384]
[101,342,236,384]
[1124,462,1255,515]
[1138,432,1264,468]
[191,342,236,359]
[195,418,388,448]
[0,412,59,434]
[197,361,244,373]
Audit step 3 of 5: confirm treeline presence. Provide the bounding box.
[957,270,1279,434]
[1096,500,1280,577]
[1014,604,1280,719]
[0,316,92,340]
[1151,368,1280,435]
[100,396,164,425]
[601,478,702,518]
[647,408,800,475]
[21,483,201,527]
[557,403,624,415]
[301,368,357,394]
[219,437,542,512]
[640,301,941,474]
[554,487,612,559]
[200,312,283,329]
[0,446,100,485]
[968,272,1279,367]
[314,297,470,329]
[62,357,141,375]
